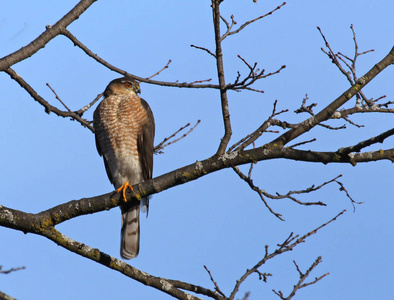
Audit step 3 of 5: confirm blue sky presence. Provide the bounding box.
[1,1,393,299]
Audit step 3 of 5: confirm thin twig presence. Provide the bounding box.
[318,25,376,107]
[203,265,227,298]
[146,60,172,80]
[189,78,212,85]
[74,93,103,117]
[232,166,284,220]
[60,28,220,89]
[221,2,287,40]
[0,266,26,274]
[334,179,363,212]
[190,45,216,58]
[235,100,288,151]
[46,83,72,112]
[228,210,345,300]
[5,68,94,131]
[289,138,317,148]
[273,257,329,299]
[154,120,201,154]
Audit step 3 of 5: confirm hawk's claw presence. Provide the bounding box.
[117,181,133,202]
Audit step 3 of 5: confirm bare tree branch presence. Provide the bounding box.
[318,25,377,107]
[204,265,227,298]
[232,166,284,220]
[228,210,345,300]
[46,83,72,112]
[0,0,97,71]
[221,2,287,41]
[1,1,393,299]
[269,45,394,148]
[334,179,363,212]
[212,0,233,155]
[0,265,26,274]
[191,44,216,58]
[273,257,329,300]
[60,28,220,89]
[0,290,17,300]
[233,168,347,219]
[337,127,394,155]
[154,120,201,154]
[40,227,203,300]
[146,60,172,80]
[74,93,103,117]
[4,67,94,131]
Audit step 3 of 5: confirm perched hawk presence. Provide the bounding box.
[93,77,155,259]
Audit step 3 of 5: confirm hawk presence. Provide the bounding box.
[93,77,155,259]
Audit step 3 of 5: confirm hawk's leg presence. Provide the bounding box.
[117,181,133,202]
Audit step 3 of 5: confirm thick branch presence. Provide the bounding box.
[40,228,203,300]
[0,0,97,71]
[0,144,391,236]
[0,290,16,300]
[167,278,226,300]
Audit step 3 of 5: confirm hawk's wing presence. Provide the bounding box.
[138,98,155,181]
[93,102,115,187]
[138,98,155,214]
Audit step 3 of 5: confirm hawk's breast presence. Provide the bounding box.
[94,93,149,188]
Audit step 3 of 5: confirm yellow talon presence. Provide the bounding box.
[116,181,133,202]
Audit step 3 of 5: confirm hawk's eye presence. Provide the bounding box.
[125,82,132,88]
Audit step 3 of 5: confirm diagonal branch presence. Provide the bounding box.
[145,60,172,80]
[0,0,97,71]
[273,257,329,300]
[154,120,201,154]
[221,2,287,41]
[0,204,217,300]
[5,67,94,131]
[228,210,345,300]
[318,25,376,107]
[232,166,284,220]
[235,100,288,152]
[190,44,216,58]
[268,45,394,148]
[0,290,16,300]
[74,93,103,117]
[203,265,227,298]
[337,127,394,155]
[46,83,72,112]
[40,227,203,300]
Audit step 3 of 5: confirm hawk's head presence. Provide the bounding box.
[104,77,141,97]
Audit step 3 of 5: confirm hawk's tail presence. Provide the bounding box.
[120,204,140,259]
